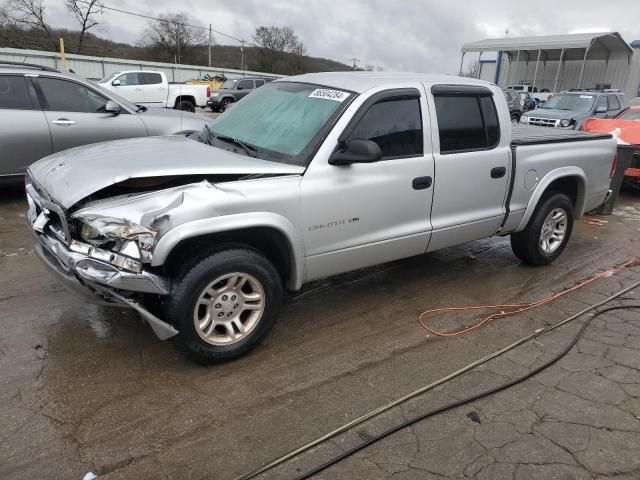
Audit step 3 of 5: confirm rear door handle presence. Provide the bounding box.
[490,167,506,179]
[52,118,75,126]
[412,176,432,190]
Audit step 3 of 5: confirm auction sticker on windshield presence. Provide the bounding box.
[308,89,350,102]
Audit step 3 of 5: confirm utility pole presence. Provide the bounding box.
[240,40,245,71]
[208,24,212,67]
[59,38,67,72]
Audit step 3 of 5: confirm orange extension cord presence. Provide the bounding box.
[419,252,640,337]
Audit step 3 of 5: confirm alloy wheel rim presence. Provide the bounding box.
[539,208,567,254]
[193,273,265,346]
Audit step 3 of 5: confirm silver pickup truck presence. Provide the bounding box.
[26,73,616,363]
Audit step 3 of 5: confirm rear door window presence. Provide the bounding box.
[0,75,34,110]
[348,97,423,159]
[141,73,162,85]
[433,92,501,154]
[237,80,253,90]
[255,79,265,87]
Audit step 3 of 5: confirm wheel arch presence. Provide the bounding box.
[516,168,586,231]
[152,214,304,290]
[174,95,196,108]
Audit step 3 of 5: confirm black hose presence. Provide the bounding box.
[293,304,640,480]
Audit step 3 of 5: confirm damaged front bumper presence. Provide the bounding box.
[27,188,178,340]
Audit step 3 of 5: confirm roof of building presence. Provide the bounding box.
[462,32,633,61]
[277,72,492,93]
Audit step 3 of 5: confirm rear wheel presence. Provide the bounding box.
[177,99,196,112]
[510,193,574,265]
[166,248,282,364]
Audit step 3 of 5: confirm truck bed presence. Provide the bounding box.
[511,125,612,146]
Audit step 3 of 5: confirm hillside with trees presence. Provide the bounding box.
[0,0,351,74]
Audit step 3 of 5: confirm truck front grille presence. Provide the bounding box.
[528,117,560,128]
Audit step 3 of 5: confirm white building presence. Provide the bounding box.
[461,32,640,98]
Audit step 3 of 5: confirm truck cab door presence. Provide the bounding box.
[426,84,511,252]
[301,86,434,281]
[33,76,147,153]
[140,72,166,106]
[111,72,144,104]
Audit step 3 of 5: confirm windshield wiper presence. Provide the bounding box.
[201,125,258,158]
[215,134,258,158]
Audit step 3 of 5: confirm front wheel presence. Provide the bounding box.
[166,248,283,364]
[510,193,574,265]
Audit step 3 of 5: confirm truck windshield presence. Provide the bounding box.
[99,72,119,83]
[542,93,595,112]
[206,82,354,166]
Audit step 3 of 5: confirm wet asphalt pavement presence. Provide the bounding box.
[2,183,640,480]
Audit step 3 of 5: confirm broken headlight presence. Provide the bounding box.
[75,215,156,263]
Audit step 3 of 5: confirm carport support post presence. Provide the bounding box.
[553,48,565,92]
[458,52,465,76]
[578,48,590,89]
[531,49,541,92]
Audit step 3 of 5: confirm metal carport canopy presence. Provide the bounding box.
[461,32,633,61]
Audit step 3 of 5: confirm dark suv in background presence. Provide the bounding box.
[207,76,274,112]
[520,89,629,129]
[502,89,523,123]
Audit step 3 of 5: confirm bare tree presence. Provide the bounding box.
[142,13,205,64]
[65,0,102,54]
[4,0,55,48]
[253,25,303,73]
[462,60,481,78]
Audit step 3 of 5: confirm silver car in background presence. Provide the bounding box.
[0,62,209,182]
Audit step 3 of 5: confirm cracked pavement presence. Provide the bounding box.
[2,184,640,480]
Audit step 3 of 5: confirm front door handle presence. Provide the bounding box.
[52,118,75,126]
[490,167,506,179]
[412,176,432,190]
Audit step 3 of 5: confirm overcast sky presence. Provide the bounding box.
[44,0,640,73]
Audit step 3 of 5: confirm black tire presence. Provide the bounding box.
[166,248,282,364]
[220,98,233,111]
[511,112,521,124]
[177,99,196,113]
[510,192,574,266]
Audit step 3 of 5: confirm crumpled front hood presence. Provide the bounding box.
[28,136,304,208]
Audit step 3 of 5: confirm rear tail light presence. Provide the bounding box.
[207,86,211,98]
[610,154,618,178]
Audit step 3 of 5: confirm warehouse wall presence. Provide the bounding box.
[624,41,640,98]
[0,48,282,82]
[496,56,631,93]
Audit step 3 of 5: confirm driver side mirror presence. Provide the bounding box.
[595,105,607,114]
[105,100,121,115]
[329,139,382,166]
[111,79,121,86]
